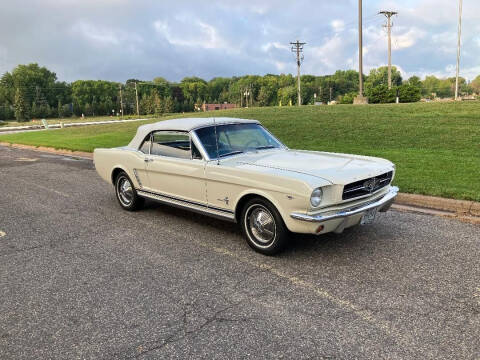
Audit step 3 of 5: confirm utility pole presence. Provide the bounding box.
[135,82,140,116]
[455,0,463,101]
[354,0,367,104]
[290,40,306,106]
[358,0,364,97]
[380,11,398,89]
[119,85,124,118]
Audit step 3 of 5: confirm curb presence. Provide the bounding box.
[1,142,479,224]
[0,142,93,160]
[395,193,480,218]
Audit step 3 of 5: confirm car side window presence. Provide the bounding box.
[150,131,191,159]
[139,135,151,154]
[191,141,202,160]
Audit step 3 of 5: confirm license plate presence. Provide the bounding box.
[360,208,377,225]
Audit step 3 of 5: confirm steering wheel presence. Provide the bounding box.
[245,139,261,148]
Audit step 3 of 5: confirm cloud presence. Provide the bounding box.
[331,20,345,33]
[153,18,235,52]
[392,27,426,50]
[0,0,479,82]
[72,22,121,46]
[261,42,289,52]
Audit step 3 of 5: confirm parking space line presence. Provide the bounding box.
[474,288,480,305]
[15,178,70,198]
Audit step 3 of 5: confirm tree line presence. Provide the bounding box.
[1,63,479,121]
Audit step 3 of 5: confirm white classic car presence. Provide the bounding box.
[94,117,398,255]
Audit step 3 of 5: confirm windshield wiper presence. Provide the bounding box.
[219,150,244,158]
[255,145,276,150]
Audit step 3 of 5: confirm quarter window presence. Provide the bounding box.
[150,131,191,159]
[139,136,151,154]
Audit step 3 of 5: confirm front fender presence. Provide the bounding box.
[233,188,309,232]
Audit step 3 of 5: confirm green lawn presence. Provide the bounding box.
[1,102,479,201]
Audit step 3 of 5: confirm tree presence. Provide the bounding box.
[207,77,231,103]
[365,66,402,89]
[180,77,208,104]
[154,93,164,115]
[14,88,29,121]
[277,86,297,106]
[339,92,358,104]
[406,76,422,89]
[470,75,480,94]
[164,96,175,113]
[398,84,421,103]
[365,85,396,104]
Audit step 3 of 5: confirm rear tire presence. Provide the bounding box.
[114,171,144,211]
[240,197,289,255]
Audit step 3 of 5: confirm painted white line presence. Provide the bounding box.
[474,288,480,305]
[15,157,38,162]
[135,217,418,349]
[16,178,70,198]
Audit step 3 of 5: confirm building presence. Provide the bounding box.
[201,103,236,112]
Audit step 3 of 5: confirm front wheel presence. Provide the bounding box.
[115,171,144,211]
[241,198,289,255]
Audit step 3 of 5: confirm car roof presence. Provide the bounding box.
[128,117,260,149]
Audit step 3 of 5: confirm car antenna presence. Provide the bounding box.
[213,117,220,165]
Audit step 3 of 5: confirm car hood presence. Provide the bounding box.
[224,149,394,185]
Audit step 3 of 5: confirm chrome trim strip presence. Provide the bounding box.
[137,189,236,222]
[132,169,142,188]
[291,186,399,223]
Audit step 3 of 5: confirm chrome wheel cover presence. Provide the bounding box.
[117,176,133,206]
[246,205,276,246]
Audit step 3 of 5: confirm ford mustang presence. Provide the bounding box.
[94,117,398,255]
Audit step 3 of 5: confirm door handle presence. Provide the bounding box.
[144,158,153,163]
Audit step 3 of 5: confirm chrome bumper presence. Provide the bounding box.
[291,186,399,223]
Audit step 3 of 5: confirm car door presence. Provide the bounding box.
[143,130,207,206]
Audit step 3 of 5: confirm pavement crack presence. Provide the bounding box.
[128,300,247,359]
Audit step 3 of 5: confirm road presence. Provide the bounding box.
[0,145,479,359]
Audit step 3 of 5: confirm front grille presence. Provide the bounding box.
[342,171,393,200]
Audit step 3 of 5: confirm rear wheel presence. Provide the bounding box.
[114,172,144,211]
[241,198,289,255]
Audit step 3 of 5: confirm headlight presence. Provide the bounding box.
[310,188,323,207]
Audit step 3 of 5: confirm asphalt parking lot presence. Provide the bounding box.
[0,145,479,359]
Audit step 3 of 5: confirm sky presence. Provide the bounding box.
[1,0,479,83]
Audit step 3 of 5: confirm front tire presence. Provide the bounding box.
[241,198,289,255]
[114,172,144,211]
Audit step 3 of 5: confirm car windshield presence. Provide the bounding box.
[195,123,284,159]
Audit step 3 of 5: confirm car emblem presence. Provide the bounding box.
[364,178,377,192]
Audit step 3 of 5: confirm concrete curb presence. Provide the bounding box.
[0,142,93,160]
[395,193,480,218]
[1,142,479,224]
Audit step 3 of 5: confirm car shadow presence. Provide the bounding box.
[142,199,395,257]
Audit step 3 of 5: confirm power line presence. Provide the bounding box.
[379,11,398,89]
[290,40,306,106]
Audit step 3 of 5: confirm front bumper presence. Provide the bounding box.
[290,186,399,224]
